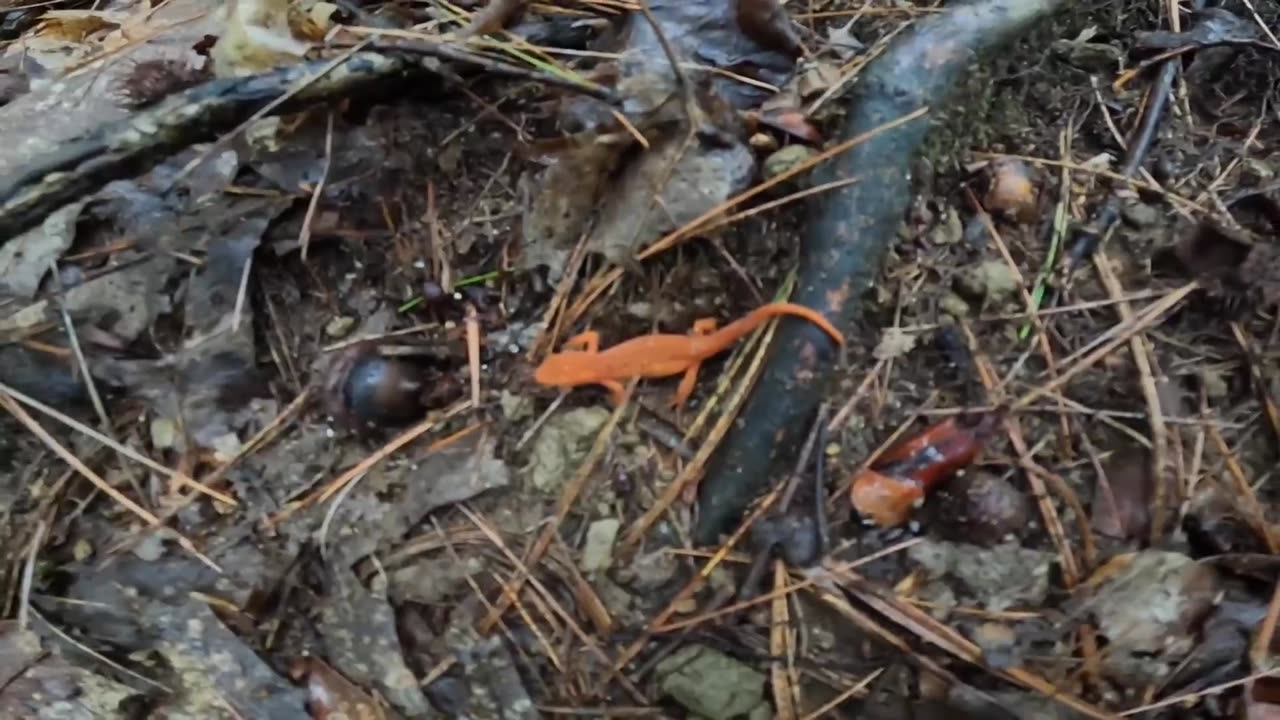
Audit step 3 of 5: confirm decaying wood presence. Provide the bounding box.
[0,42,614,243]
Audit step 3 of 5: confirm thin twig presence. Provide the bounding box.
[362,37,617,102]
[770,560,798,720]
[1092,253,1172,543]
[465,302,482,407]
[826,567,1117,720]
[263,400,474,527]
[1012,282,1198,410]
[175,40,373,183]
[638,107,929,260]
[50,264,111,433]
[1120,667,1280,716]
[30,607,172,692]
[0,381,234,505]
[618,315,782,551]
[1062,0,1195,272]
[798,668,882,720]
[960,324,1083,585]
[479,381,634,632]
[1208,423,1279,554]
[601,481,787,696]
[460,504,647,702]
[0,393,219,571]
[17,520,46,631]
[298,111,335,261]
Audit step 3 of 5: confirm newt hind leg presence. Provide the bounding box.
[671,319,719,410]
[603,380,628,407]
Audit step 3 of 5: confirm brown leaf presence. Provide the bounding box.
[1075,551,1219,685]
[796,61,840,99]
[1090,448,1153,541]
[751,108,822,144]
[518,141,627,279]
[455,0,527,39]
[1249,655,1280,719]
[585,126,755,266]
[292,657,389,720]
[624,0,799,110]
[734,0,802,57]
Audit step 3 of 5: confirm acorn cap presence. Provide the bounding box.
[850,470,923,528]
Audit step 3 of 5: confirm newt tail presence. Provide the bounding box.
[691,303,844,356]
[534,302,844,408]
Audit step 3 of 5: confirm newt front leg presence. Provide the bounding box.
[560,330,629,405]
[672,318,719,410]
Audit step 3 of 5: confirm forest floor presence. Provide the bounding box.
[2,0,1280,718]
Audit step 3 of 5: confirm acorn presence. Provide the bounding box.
[322,342,427,429]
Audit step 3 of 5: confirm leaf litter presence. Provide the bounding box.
[519,0,801,274]
[3,0,1280,718]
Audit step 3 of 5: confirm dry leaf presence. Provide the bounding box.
[751,108,822,144]
[211,0,311,78]
[825,18,864,60]
[796,60,840,98]
[872,327,917,360]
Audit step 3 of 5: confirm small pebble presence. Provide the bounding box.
[762,145,817,181]
[73,539,94,561]
[581,518,621,572]
[626,301,653,319]
[939,292,971,319]
[748,132,778,152]
[1051,40,1124,71]
[1242,157,1275,183]
[963,214,991,249]
[927,206,964,245]
[954,260,1020,303]
[1121,202,1160,228]
[149,417,177,450]
[324,315,356,338]
[1201,368,1230,400]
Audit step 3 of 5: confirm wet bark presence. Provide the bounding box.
[694,0,1067,544]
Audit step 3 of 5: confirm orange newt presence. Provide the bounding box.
[534,302,845,408]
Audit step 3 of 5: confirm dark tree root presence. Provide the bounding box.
[0,39,615,242]
[693,0,1067,545]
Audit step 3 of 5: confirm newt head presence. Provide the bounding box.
[533,352,585,387]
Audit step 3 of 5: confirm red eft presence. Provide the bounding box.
[534,302,845,408]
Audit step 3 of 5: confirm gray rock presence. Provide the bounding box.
[656,646,767,720]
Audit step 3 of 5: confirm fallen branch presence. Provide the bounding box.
[693,0,1068,544]
[0,43,614,241]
